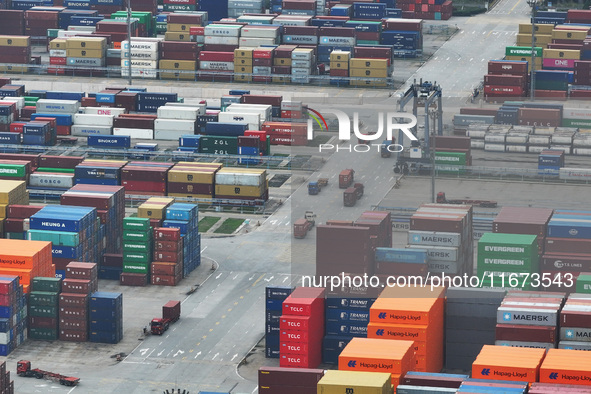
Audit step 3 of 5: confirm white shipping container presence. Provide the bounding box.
[252,66,271,75]
[284,35,318,45]
[165,103,207,115]
[154,119,196,133]
[36,99,80,114]
[204,25,242,37]
[273,16,311,26]
[154,129,190,140]
[58,30,86,38]
[559,167,591,180]
[71,125,113,136]
[84,107,127,116]
[215,172,265,186]
[204,35,240,45]
[74,113,114,127]
[226,104,271,121]
[428,260,461,274]
[0,98,25,111]
[528,146,547,154]
[122,50,159,61]
[199,61,234,71]
[291,49,313,60]
[240,27,280,38]
[291,59,312,68]
[281,101,303,111]
[122,39,162,51]
[292,76,311,83]
[319,36,356,46]
[549,145,571,154]
[563,108,591,119]
[239,37,276,47]
[49,49,67,57]
[292,67,312,75]
[505,133,529,144]
[484,133,506,143]
[121,69,158,79]
[529,135,551,145]
[29,173,74,189]
[217,112,260,130]
[551,134,574,144]
[0,333,10,345]
[534,127,555,135]
[573,148,591,155]
[465,129,486,139]
[157,106,201,120]
[484,143,505,152]
[470,140,485,149]
[505,145,527,153]
[121,59,158,69]
[113,127,154,139]
[573,137,591,147]
[67,25,96,32]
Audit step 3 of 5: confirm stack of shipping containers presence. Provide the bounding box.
[152,227,183,286]
[329,50,350,86]
[258,367,324,394]
[234,48,253,82]
[66,37,106,71]
[89,292,123,344]
[214,168,268,202]
[162,203,200,278]
[121,217,153,284]
[484,59,529,100]
[0,35,31,74]
[159,41,199,81]
[0,181,29,234]
[279,287,324,368]
[60,262,99,342]
[121,38,161,80]
[121,162,173,196]
[0,276,26,357]
[472,345,546,383]
[167,162,220,199]
[28,277,61,341]
[265,286,292,358]
[559,294,591,351]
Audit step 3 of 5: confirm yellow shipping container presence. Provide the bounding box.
[215,184,264,198]
[159,60,196,70]
[160,72,196,80]
[234,65,253,73]
[505,55,542,71]
[518,24,554,34]
[168,193,212,199]
[543,48,580,60]
[273,58,291,66]
[552,30,588,40]
[317,371,394,394]
[350,68,389,78]
[235,74,253,82]
[272,75,290,83]
[0,65,28,73]
[234,48,254,58]
[350,58,388,69]
[164,32,191,42]
[0,36,30,47]
[351,79,388,88]
[168,170,216,184]
[330,61,349,70]
[0,204,7,220]
[137,204,169,219]
[167,23,195,32]
[0,181,27,205]
[65,49,105,58]
[330,50,350,62]
[49,39,67,50]
[66,37,106,50]
[234,57,253,66]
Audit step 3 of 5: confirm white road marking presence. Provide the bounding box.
[144,349,155,360]
[264,276,274,282]
[194,351,202,359]
[139,348,149,356]
[249,275,256,280]
[233,274,239,280]
[201,246,208,253]
[216,273,222,279]
[212,353,219,360]
[174,350,185,357]
[283,277,288,283]
[231,354,238,361]
[158,350,164,356]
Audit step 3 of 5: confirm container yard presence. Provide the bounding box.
[0,0,591,391]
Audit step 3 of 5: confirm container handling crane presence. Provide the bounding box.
[17,360,80,386]
[394,79,443,175]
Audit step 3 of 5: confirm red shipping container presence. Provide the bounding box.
[279,353,321,369]
[49,57,67,65]
[198,51,234,62]
[151,274,181,286]
[9,123,26,133]
[488,61,528,76]
[280,315,317,331]
[59,293,88,308]
[59,329,87,342]
[484,74,526,87]
[62,278,97,294]
[484,85,525,95]
[29,316,57,329]
[496,324,556,343]
[280,341,311,355]
[122,180,167,194]
[282,287,325,316]
[151,262,182,276]
[103,253,123,267]
[7,204,42,219]
[59,307,88,320]
[59,318,88,330]
[120,272,147,286]
[154,228,182,241]
[66,262,98,281]
[154,241,182,252]
[153,250,182,263]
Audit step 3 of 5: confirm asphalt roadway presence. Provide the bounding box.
[8,0,578,392]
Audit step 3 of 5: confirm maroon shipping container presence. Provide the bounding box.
[561,309,591,327]
[65,262,98,280]
[59,307,88,320]
[541,254,591,272]
[167,13,203,24]
[121,180,166,194]
[7,204,43,219]
[60,193,112,210]
[401,373,464,388]
[382,19,422,31]
[39,155,84,169]
[120,272,147,286]
[241,94,282,107]
[545,238,591,255]
[103,253,123,267]
[275,45,297,58]
[59,329,87,342]
[258,367,324,387]
[154,227,181,241]
[198,51,234,62]
[154,240,182,252]
[354,46,392,61]
[59,318,88,330]
[151,262,182,276]
[159,51,198,61]
[113,117,154,129]
[166,182,213,195]
[153,250,182,263]
[548,43,584,51]
[318,27,356,37]
[121,167,169,182]
[160,41,198,52]
[0,153,39,169]
[163,300,181,320]
[496,324,556,343]
[59,293,88,308]
[488,61,528,75]
[283,0,316,10]
[534,90,568,100]
[62,278,97,295]
[484,74,526,87]
[29,316,57,329]
[529,382,591,393]
[570,89,591,98]
[151,274,181,286]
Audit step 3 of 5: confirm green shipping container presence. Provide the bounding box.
[123,263,150,274]
[477,257,539,275]
[123,217,150,231]
[562,118,591,129]
[123,251,151,264]
[478,233,538,258]
[31,277,62,293]
[479,273,532,291]
[29,328,58,340]
[576,274,591,293]
[435,165,466,175]
[28,305,58,318]
[29,291,59,306]
[36,167,75,174]
[506,46,543,57]
[28,229,80,247]
[434,151,467,165]
[0,164,26,178]
[5,232,25,239]
[534,80,568,91]
[123,241,152,253]
[123,230,152,242]
[199,136,238,155]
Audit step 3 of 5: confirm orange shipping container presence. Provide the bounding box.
[0,239,52,270]
[539,349,591,385]
[369,286,445,325]
[338,338,414,375]
[472,345,546,383]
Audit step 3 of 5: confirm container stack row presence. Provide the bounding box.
[0,276,26,357]
[28,277,61,341]
[152,227,183,286]
[60,262,98,342]
[89,291,123,344]
[121,217,153,286]
[162,202,200,278]
[264,286,292,358]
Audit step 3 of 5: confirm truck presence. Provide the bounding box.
[16,360,80,386]
[339,169,355,189]
[380,141,392,158]
[150,300,181,335]
[307,178,328,195]
[293,211,316,239]
[436,192,497,208]
[343,183,364,207]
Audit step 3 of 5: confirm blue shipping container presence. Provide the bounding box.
[0,133,21,144]
[205,122,247,137]
[87,135,131,148]
[89,292,123,309]
[265,286,293,299]
[45,91,85,101]
[547,219,591,238]
[31,113,72,126]
[325,309,370,322]
[325,297,376,309]
[325,321,368,337]
[375,247,428,264]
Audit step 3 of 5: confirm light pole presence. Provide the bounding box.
[126,0,132,85]
[527,0,539,101]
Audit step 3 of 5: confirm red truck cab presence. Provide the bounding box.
[151,300,181,335]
